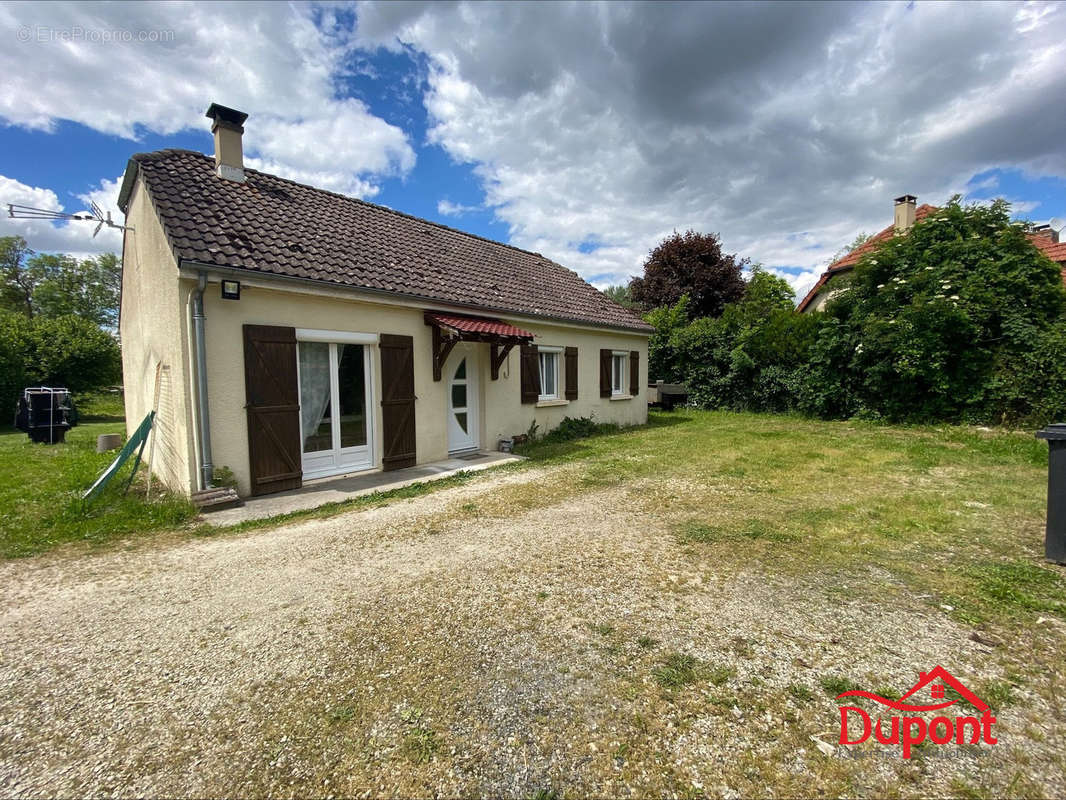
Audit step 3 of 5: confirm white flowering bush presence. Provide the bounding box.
[801,197,1066,424]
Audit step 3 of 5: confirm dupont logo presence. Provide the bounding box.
[836,665,997,758]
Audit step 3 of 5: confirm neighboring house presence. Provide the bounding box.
[117,104,652,498]
[798,195,1066,313]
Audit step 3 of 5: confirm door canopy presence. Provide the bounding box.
[424,312,534,381]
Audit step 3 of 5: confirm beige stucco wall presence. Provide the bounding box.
[803,272,854,313]
[196,280,648,497]
[118,179,197,494]
[806,288,831,312]
[480,320,648,447]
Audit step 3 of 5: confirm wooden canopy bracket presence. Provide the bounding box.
[425,312,532,382]
[430,324,457,382]
[490,343,515,380]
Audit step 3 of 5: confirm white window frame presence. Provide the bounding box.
[611,350,628,397]
[538,346,562,401]
[295,328,378,480]
[296,328,378,346]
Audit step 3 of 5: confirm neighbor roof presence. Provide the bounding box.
[797,205,1066,312]
[796,204,936,312]
[1032,234,1066,285]
[118,149,651,333]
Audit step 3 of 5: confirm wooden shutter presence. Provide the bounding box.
[564,346,578,401]
[629,350,640,397]
[599,349,612,397]
[243,324,302,496]
[380,333,417,471]
[520,344,540,404]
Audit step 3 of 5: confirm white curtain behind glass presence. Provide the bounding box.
[299,342,332,449]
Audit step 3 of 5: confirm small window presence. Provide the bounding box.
[539,347,561,400]
[611,351,627,396]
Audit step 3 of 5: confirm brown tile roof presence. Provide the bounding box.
[121,149,652,332]
[797,205,1066,312]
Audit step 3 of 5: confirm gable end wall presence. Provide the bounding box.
[119,178,197,494]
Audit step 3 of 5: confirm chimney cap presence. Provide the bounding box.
[894,194,918,205]
[205,103,248,128]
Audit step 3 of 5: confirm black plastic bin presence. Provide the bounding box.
[14,387,77,444]
[1037,423,1066,564]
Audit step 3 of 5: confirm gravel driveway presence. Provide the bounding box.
[1,462,1062,797]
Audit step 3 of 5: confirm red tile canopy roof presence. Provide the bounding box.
[119,149,652,333]
[797,206,1066,312]
[424,312,533,341]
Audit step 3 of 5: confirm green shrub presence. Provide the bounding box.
[805,198,1066,424]
[644,295,690,383]
[542,415,619,443]
[1007,317,1066,424]
[211,465,238,490]
[0,311,121,417]
[673,305,818,413]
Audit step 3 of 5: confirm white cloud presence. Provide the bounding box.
[0,2,415,199]
[436,199,480,217]
[1,174,123,257]
[4,0,1064,300]
[355,0,1066,293]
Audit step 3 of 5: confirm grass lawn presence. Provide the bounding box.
[516,410,1064,630]
[0,391,196,558]
[4,401,1063,628]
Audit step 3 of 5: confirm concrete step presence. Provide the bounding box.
[192,487,244,512]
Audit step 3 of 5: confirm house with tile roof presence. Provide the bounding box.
[797,195,1066,313]
[117,103,651,499]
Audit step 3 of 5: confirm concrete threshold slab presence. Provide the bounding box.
[203,451,525,527]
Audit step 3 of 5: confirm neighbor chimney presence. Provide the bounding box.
[205,103,248,183]
[1032,224,1059,244]
[894,194,917,233]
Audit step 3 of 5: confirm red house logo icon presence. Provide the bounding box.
[836,665,997,758]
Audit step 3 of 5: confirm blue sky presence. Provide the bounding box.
[1,1,1064,301]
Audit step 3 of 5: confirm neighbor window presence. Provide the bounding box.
[611,351,627,396]
[539,347,562,401]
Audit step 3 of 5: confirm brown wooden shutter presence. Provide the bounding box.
[380,333,417,471]
[243,324,302,496]
[564,346,578,401]
[599,348,612,397]
[520,344,540,404]
[629,350,640,397]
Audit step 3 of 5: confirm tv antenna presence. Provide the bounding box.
[6,200,132,238]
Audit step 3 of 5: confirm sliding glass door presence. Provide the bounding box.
[298,338,374,479]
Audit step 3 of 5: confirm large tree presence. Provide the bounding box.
[602,283,637,309]
[0,310,121,413]
[0,236,121,327]
[0,236,36,318]
[629,229,747,319]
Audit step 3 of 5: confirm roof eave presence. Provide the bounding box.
[179,258,654,335]
[116,158,140,214]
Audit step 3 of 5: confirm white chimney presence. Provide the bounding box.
[205,103,248,183]
[894,194,917,233]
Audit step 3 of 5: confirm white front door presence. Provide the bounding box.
[447,346,479,454]
[298,339,375,479]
